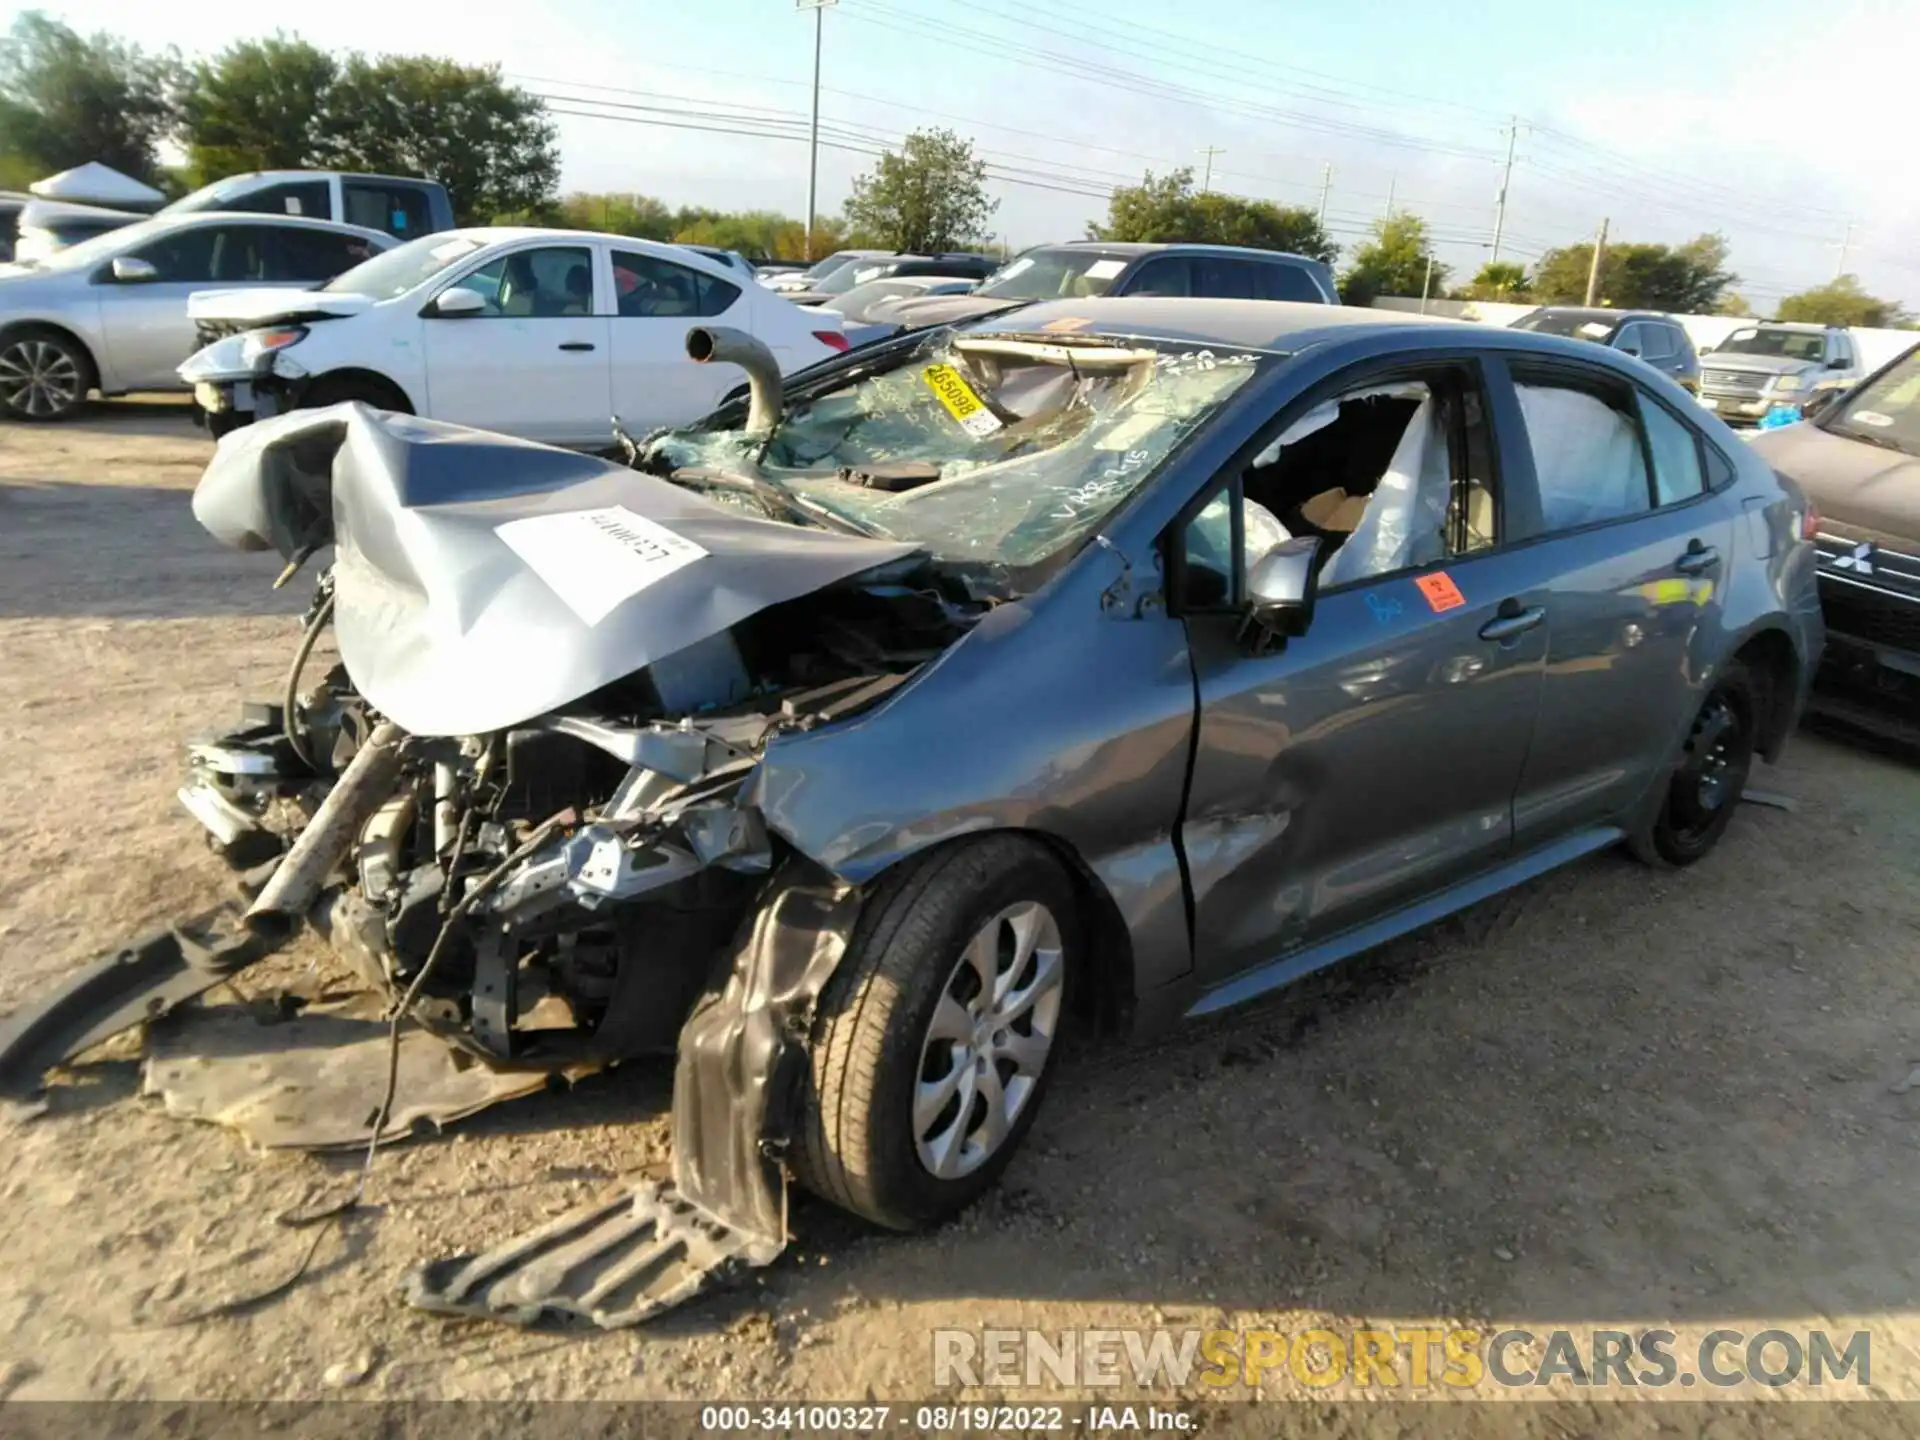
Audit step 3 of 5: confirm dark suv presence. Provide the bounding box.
[875,241,1339,336]
[1513,307,1700,393]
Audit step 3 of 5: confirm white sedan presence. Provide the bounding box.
[179,228,850,447]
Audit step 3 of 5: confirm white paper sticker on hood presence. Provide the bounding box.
[495,505,708,625]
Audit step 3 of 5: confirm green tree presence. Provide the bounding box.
[318,56,557,224]
[1456,260,1531,302]
[1775,274,1910,328]
[0,11,179,184]
[1090,167,1334,263]
[1532,232,1736,312]
[1715,291,1757,318]
[175,35,337,183]
[552,192,677,239]
[843,128,996,252]
[1340,211,1447,306]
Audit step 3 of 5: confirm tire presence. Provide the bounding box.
[296,373,411,415]
[791,835,1080,1232]
[1629,661,1758,868]
[0,327,92,421]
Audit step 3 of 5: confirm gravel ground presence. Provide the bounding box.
[2,402,1919,1424]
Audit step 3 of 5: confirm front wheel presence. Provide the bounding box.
[791,836,1078,1231]
[0,329,91,421]
[1629,662,1757,867]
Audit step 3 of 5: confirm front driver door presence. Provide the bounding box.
[1174,358,1550,994]
[421,242,611,445]
[95,222,273,389]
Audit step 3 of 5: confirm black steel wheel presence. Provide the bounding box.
[1631,662,1757,867]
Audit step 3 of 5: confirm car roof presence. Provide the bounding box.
[1032,240,1327,265]
[150,210,395,243]
[208,169,432,186]
[970,297,1454,351]
[1749,320,1830,332]
[967,297,1692,376]
[1530,305,1667,321]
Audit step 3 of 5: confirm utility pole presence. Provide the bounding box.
[1419,253,1435,314]
[1584,216,1609,306]
[1383,173,1396,218]
[1490,115,1520,262]
[1833,221,1854,280]
[1316,163,1332,226]
[797,0,838,261]
[1198,146,1225,194]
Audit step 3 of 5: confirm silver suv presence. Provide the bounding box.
[1698,322,1861,426]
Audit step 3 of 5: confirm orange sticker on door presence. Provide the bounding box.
[1415,571,1466,612]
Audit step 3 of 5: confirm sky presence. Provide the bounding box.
[8,0,1917,311]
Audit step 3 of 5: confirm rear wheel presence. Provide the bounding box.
[1630,662,1757,867]
[791,835,1077,1231]
[0,328,91,421]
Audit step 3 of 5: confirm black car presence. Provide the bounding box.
[1750,342,1920,722]
[871,241,1340,336]
[1513,306,1700,393]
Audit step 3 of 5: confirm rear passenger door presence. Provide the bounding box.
[267,225,383,285]
[606,248,747,430]
[1500,362,1737,845]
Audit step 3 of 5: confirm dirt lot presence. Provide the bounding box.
[3,402,1920,1423]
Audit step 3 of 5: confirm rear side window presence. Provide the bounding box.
[1192,257,1258,299]
[1641,399,1706,505]
[1125,256,1192,297]
[1665,324,1695,358]
[270,225,381,282]
[1256,262,1327,303]
[228,180,332,220]
[1513,376,1651,530]
[1641,325,1675,361]
[343,182,433,238]
[611,251,740,318]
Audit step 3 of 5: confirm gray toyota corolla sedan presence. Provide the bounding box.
[0,296,1825,1327]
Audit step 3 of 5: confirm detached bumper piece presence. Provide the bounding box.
[0,902,277,1102]
[404,1178,782,1329]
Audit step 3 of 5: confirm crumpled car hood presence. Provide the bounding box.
[1751,420,1920,545]
[193,404,920,737]
[186,286,376,326]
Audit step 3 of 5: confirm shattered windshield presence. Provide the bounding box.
[653,330,1267,571]
[976,247,1135,301]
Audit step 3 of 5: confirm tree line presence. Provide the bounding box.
[0,14,556,222]
[1,10,1906,325]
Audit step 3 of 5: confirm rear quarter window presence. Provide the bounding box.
[1255,263,1327,303]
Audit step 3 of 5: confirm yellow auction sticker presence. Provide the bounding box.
[922,363,1004,438]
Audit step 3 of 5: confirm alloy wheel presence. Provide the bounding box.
[0,339,83,418]
[913,900,1065,1180]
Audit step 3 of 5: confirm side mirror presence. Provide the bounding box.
[1240,536,1322,651]
[430,286,486,317]
[1827,356,1849,370]
[110,256,158,283]
[1699,344,1715,355]
[1617,343,1641,358]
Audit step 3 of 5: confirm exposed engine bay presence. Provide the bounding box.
[0,320,1252,1328]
